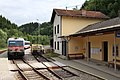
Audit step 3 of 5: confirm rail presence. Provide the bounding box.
[34,54,78,79]
[12,59,49,80]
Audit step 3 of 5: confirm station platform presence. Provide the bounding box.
[52,56,120,80]
[0,58,15,80]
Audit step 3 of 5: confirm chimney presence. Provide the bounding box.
[66,7,67,10]
[81,10,86,16]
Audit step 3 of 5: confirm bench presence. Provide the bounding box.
[68,53,84,60]
[108,59,120,70]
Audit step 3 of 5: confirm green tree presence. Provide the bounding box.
[0,29,7,48]
[82,0,120,18]
[19,22,53,37]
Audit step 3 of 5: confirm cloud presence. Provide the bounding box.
[0,0,85,26]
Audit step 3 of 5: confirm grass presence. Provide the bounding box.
[0,48,7,51]
[43,52,60,58]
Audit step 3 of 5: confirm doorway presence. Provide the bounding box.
[88,42,91,58]
[62,41,67,56]
[102,41,108,62]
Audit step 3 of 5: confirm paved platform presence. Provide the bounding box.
[0,58,15,80]
[52,56,120,80]
[74,59,120,78]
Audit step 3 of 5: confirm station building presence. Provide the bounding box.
[51,9,109,56]
[50,9,120,63]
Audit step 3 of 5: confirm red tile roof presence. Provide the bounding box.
[51,9,109,23]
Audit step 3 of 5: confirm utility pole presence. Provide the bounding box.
[36,19,39,45]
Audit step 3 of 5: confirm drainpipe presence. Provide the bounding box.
[66,40,69,59]
[87,35,89,62]
[114,31,117,71]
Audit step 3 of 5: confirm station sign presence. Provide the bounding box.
[116,31,120,38]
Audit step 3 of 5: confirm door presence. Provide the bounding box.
[88,42,91,58]
[102,41,108,62]
[62,41,67,56]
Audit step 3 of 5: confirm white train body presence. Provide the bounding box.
[7,38,25,59]
[24,41,30,49]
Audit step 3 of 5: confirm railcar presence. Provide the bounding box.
[24,41,30,49]
[7,38,25,60]
[31,44,45,55]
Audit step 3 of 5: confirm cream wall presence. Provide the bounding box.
[62,16,105,36]
[68,37,84,54]
[88,34,113,61]
[68,33,120,61]
[83,34,120,61]
[115,37,120,60]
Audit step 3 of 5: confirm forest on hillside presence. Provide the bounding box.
[19,22,53,45]
[0,15,53,49]
[82,0,120,18]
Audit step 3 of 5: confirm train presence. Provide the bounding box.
[24,40,31,49]
[31,44,45,55]
[7,38,25,60]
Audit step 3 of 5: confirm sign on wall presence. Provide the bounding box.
[116,31,120,38]
[91,47,100,54]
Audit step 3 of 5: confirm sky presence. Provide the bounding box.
[0,0,85,26]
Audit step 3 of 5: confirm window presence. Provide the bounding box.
[54,26,56,34]
[54,42,56,49]
[9,41,23,47]
[57,24,59,33]
[112,45,119,56]
[57,41,59,50]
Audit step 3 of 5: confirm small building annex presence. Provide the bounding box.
[69,17,120,63]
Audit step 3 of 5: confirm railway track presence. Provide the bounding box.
[33,54,105,80]
[34,54,79,79]
[23,54,62,80]
[22,53,78,79]
[12,59,49,80]
[10,52,105,80]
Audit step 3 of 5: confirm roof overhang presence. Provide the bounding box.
[58,34,70,38]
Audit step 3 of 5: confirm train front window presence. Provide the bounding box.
[9,41,23,47]
[16,41,23,46]
[9,41,16,46]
